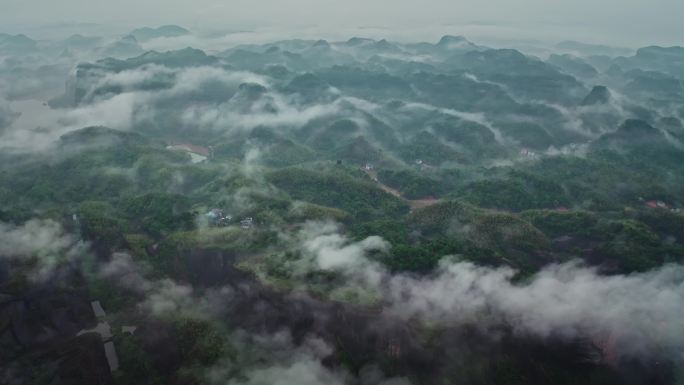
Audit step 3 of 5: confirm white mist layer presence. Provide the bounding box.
[298,221,684,359]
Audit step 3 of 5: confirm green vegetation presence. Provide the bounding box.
[266,167,409,220]
[3,35,684,385]
[377,169,448,199]
[457,171,569,211]
[521,210,599,238]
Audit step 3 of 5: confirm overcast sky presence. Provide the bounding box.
[2,0,682,47]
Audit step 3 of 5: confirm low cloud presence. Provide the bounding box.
[402,101,507,144]
[206,329,410,385]
[387,261,684,358]
[294,221,389,287]
[0,93,142,153]
[293,221,684,361]
[99,252,253,323]
[0,62,342,153]
[0,97,20,130]
[181,91,341,134]
[0,219,88,281]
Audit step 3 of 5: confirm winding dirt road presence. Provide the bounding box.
[362,168,441,211]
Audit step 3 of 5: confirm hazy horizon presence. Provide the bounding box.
[1,0,682,48]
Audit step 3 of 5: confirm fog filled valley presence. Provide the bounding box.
[1,22,684,385]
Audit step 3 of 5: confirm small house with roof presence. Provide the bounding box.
[206,209,232,227]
